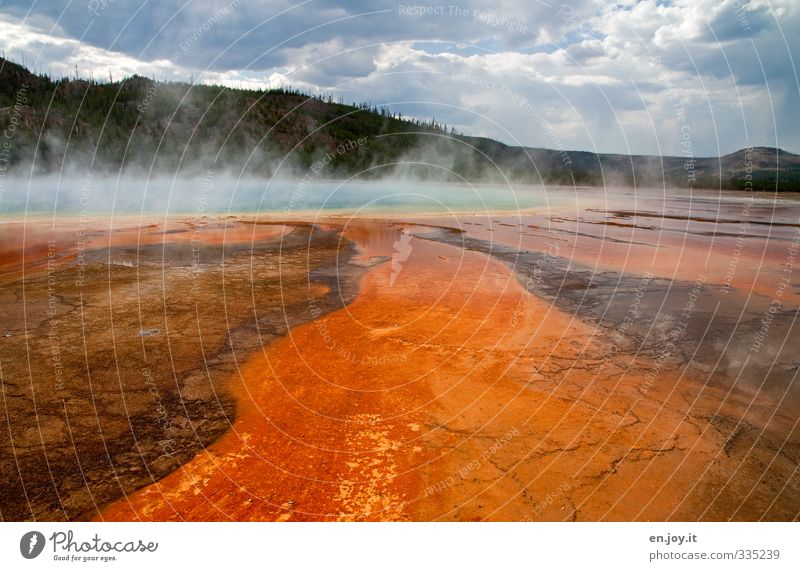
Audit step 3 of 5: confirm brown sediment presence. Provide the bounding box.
[0,216,358,521]
[589,209,800,227]
[98,218,799,521]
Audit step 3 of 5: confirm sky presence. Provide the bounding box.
[1,0,797,156]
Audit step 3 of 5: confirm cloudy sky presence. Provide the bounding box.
[1,0,797,156]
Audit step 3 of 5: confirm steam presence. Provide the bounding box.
[0,172,548,217]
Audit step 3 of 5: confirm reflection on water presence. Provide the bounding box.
[338,219,405,255]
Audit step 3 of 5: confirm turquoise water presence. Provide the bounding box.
[274,180,550,214]
[2,176,554,215]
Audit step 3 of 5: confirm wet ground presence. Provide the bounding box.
[3,186,799,521]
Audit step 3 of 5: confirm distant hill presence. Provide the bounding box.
[1,58,798,191]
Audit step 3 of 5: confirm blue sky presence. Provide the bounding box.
[1,0,797,155]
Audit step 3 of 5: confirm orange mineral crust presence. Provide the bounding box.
[0,216,289,280]
[98,221,794,521]
[0,216,354,521]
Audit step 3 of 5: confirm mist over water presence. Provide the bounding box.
[0,175,556,216]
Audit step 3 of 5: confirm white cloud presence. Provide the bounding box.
[1,0,797,155]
